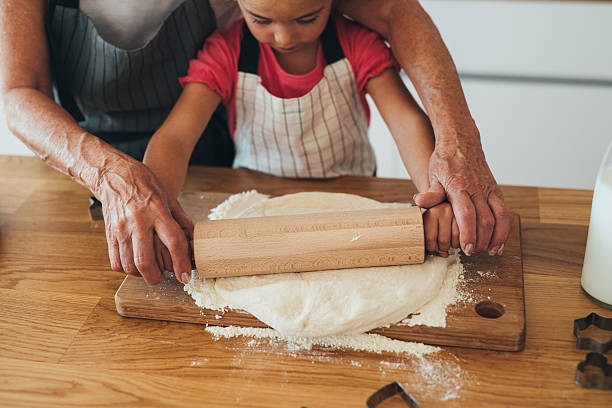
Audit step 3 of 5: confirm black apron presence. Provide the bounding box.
[46,0,234,165]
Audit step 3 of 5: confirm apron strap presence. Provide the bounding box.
[57,0,79,7]
[237,17,345,74]
[320,18,344,65]
[237,23,260,74]
[46,0,85,121]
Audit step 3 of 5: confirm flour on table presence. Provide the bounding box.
[205,326,440,355]
[185,191,464,337]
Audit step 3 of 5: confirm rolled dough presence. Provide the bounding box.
[185,191,456,337]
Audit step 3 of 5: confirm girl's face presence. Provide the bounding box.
[237,0,333,54]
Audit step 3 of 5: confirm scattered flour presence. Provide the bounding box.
[476,270,497,279]
[189,358,209,367]
[183,190,479,402]
[372,355,474,401]
[207,323,477,403]
[207,189,268,220]
[399,253,466,327]
[410,355,473,401]
[205,326,440,356]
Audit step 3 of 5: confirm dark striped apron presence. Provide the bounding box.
[46,0,234,165]
[233,21,376,178]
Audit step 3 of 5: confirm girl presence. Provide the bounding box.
[144,0,458,269]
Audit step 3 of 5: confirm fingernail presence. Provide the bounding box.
[488,246,499,256]
[497,244,505,256]
[181,272,190,283]
[464,244,474,256]
[412,194,418,202]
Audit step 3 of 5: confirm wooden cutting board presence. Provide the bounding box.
[115,191,525,351]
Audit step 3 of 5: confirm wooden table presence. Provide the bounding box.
[0,155,610,407]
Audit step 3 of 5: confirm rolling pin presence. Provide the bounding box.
[193,206,424,278]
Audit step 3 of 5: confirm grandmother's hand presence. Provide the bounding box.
[414,126,512,256]
[95,160,193,285]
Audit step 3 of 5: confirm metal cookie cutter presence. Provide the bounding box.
[366,382,420,408]
[575,352,612,390]
[573,313,612,390]
[573,312,612,353]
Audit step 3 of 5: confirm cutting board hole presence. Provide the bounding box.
[475,301,505,319]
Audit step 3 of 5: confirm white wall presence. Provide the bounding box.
[2,0,611,189]
[369,0,612,190]
[369,76,612,189]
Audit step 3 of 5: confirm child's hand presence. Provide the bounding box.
[151,199,195,280]
[154,235,172,274]
[423,202,460,257]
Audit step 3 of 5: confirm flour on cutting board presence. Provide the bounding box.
[399,258,467,327]
[185,190,467,338]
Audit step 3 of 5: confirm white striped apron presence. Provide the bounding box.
[233,22,376,178]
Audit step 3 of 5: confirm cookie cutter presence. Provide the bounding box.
[88,196,103,221]
[573,313,612,390]
[366,382,420,408]
[573,312,612,353]
[575,352,612,390]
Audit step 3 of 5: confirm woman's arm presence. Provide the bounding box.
[144,83,221,200]
[366,69,459,256]
[337,0,512,256]
[0,0,193,284]
[365,69,434,193]
[337,0,469,136]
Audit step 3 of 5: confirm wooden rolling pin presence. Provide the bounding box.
[193,207,424,278]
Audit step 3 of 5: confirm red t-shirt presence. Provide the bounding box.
[180,15,399,137]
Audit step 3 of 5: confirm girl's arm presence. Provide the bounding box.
[143,83,221,200]
[365,69,434,193]
[366,69,460,255]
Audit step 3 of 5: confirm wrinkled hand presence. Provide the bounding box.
[415,127,512,256]
[95,160,194,285]
[423,202,460,258]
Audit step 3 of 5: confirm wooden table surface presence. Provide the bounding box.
[1,155,610,407]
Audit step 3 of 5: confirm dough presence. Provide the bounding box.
[185,191,455,337]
